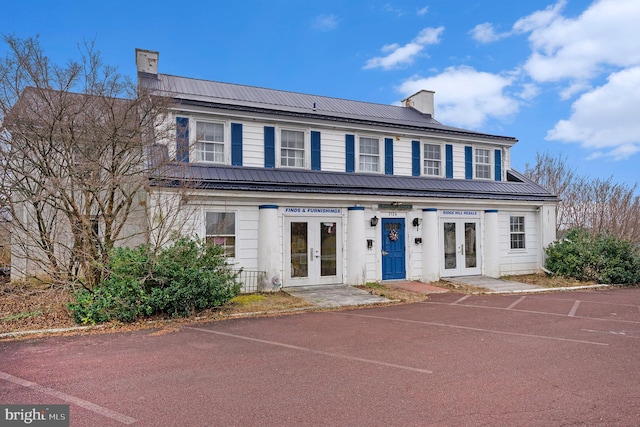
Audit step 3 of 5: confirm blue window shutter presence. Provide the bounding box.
[385,137,394,175]
[231,123,243,166]
[311,131,321,171]
[494,149,502,181]
[411,140,420,176]
[264,126,275,168]
[445,144,453,179]
[176,117,189,163]
[345,134,355,173]
[465,146,473,179]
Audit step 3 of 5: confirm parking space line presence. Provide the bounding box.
[568,300,581,317]
[186,327,433,374]
[334,313,608,346]
[0,371,136,425]
[421,300,640,325]
[452,295,470,305]
[507,296,527,310]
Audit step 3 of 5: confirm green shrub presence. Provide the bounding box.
[68,238,241,324]
[545,229,640,284]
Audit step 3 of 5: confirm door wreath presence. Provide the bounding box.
[388,229,399,241]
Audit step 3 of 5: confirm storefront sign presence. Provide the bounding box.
[441,210,479,217]
[284,207,342,215]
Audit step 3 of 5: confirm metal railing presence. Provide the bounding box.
[234,269,280,293]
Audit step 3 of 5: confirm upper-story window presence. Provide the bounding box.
[475,148,491,179]
[195,121,225,163]
[281,129,305,168]
[423,143,441,176]
[359,137,380,172]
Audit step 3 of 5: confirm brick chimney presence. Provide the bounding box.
[402,90,435,117]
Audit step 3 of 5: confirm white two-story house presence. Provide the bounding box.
[137,49,557,290]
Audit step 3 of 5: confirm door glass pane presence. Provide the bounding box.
[320,222,337,276]
[465,222,477,268]
[444,222,456,269]
[291,222,308,278]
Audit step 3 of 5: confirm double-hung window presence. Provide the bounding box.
[423,144,441,176]
[475,148,491,179]
[206,212,236,258]
[359,137,380,172]
[281,130,305,168]
[196,121,225,163]
[510,216,526,249]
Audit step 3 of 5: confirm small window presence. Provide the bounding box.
[475,148,491,179]
[206,212,236,257]
[359,137,380,172]
[281,130,305,168]
[196,121,225,163]
[423,144,441,176]
[510,216,526,249]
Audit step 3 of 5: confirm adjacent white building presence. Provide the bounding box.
[141,49,557,290]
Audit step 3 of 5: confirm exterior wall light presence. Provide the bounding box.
[370,216,379,227]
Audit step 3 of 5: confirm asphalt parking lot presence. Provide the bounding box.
[2,287,640,426]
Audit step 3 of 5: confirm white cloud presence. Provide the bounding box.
[416,6,429,16]
[397,66,518,128]
[512,0,567,34]
[518,83,540,101]
[469,23,509,44]
[312,14,339,31]
[364,27,444,70]
[519,0,640,82]
[546,66,640,159]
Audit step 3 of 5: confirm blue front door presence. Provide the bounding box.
[382,218,406,280]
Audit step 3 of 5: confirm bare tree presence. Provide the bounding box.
[0,35,183,288]
[524,151,640,244]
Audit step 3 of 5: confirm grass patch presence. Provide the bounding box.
[230,294,267,305]
[1,310,43,322]
[502,273,596,288]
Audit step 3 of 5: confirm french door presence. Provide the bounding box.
[285,217,342,286]
[441,219,481,276]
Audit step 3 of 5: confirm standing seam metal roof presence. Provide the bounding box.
[152,163,558,202]
[140,73,517,143]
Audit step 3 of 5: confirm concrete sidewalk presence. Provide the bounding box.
[445,275,544,293]
[283,285,390,308]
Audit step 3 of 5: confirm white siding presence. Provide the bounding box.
[321,130,346,172]
[242,122,265,168]
[452,144,466,179]
[393,138,413,176]
[497,211,540,275]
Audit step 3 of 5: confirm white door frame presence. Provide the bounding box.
[284,216,343,286]
[439,217,482,277]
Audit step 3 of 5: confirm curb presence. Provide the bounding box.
[484,284,611,295]
[0,325,99,339]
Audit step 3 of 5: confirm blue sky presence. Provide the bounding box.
[2,0,638,187]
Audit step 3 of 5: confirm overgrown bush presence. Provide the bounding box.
[69,238,241,324]
[545,229,640,284]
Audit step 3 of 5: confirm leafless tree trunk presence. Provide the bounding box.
[0,36,191,289]
[524,151,640,244]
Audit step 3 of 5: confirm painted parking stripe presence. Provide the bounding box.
[186,326,433,374]
[568,300,581,317]
[452,295,470,305]
[507,296,527,310]
[422,300,640,325]
[0,371,136,425]
[334,313,608,346]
